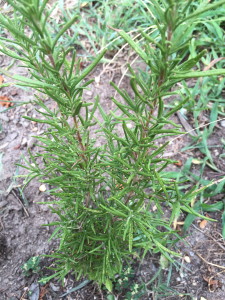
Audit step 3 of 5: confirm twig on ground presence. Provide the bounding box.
[191,224,225,252]
[96,283,104,300]
[0,217,4,231]
[169,117,225,145]
[19,288,28,300]
[11,189,29,217]
[195,252,225,270]
[176,111,197,136]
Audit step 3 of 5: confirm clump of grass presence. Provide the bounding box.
[175,1,225,234]
[49,0,153,57]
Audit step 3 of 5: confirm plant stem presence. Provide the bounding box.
[73,116,87,162]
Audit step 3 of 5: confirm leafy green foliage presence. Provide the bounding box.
[1,0,225,291]
[110,267,146,300]
[21,256,41,276]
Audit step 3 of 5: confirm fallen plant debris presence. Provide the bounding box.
[199,219,208,229]
[203,275,222,291]
[39,283,50,300]
[0,75,4,85]
[174,160,183,167]
[0,95,13,108]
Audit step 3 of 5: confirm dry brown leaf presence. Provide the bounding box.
[0,75,4,85]
[174,160,182,167]
[13,144,21,150]
[203,275,222,291]
[203,57,225,72]
[200,57,225,83]
[199,219,208,229]
[39,283,49,300]
[0,96,13,108]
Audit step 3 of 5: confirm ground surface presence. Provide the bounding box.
[0,34,225,300]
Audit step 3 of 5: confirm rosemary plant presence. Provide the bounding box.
[0,0,225,291]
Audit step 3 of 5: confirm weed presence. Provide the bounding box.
[21,256,41,277]
[106,267,147,299]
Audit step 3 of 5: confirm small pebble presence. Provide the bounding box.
[214,149,219,156]
[21,137,27,146]
[180,108,187,116]
[11,89,18,96]
[0,200,8,208]
[0,132,6,140]
[39,204,49,212]
[23,121,29,128]
[10,132,18,140]
[0,115,9,122]
[3,278,9,284]
[220,120,225,127]
[27,137,36,148]
[152,205,157,211]
[180,272,185,278]
[13,118,20,124]
[184,256,191,263]
[50,282,60,292]
[95,76,100,86]
[86,90,92,96]
[0,142,9,149]
[39,184,47,192]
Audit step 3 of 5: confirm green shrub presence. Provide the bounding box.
[0,0,225,291]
